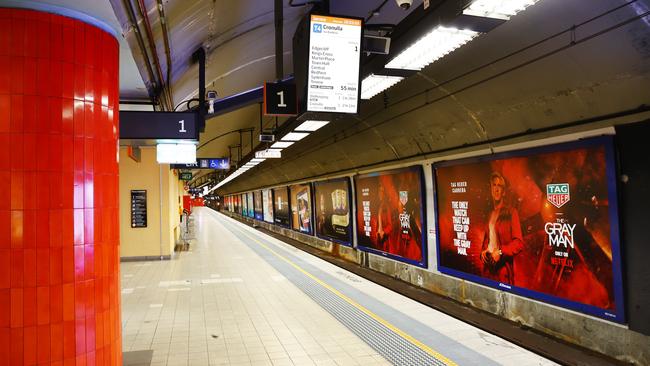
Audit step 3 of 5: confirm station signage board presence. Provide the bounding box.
[120,111,198,140]
[255,150,282,159]
[130,190,147,228]
[264,82,298,116]
[307,15,362,114]
[171,158,230,170]
[180,172,193,181]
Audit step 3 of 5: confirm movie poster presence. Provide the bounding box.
[314,178,352,245]
[247,192,254,217]
[254,191,263,220]
[273,187,290,227]
[290,183,313,234]
[241,194,247,216]
[355,166,426,267]
[262,189,274,223]
[434,137,624,322]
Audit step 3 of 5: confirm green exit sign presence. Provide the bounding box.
[180,172,193,181]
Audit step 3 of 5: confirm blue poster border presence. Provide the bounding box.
[354,165,428,269]
[432,135,625,323]
[313,177,354,247]
[289,183,315,236]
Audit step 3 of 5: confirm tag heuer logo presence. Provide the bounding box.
[547,183,570,208]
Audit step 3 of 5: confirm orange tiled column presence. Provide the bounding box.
[0,8,122,365]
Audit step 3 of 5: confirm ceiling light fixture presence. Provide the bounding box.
[463,0,540,20]
[295,120,330,132]
[385,26,478,70]
[361,74,404,99]
[271,141,294,149]
[281,132,310,142]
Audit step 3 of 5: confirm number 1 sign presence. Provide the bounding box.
[264,82,298,116]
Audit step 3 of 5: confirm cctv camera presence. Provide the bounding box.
[206,90,218,101]
[206,90,218,114]
[395,0,412,10]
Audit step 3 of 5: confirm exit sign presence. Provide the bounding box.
[180,172,193,181]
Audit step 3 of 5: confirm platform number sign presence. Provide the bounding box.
[264,82,297,116]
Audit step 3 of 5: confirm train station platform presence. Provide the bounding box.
[120,207,556,366]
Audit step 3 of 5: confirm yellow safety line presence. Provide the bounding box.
[235,226,458,366]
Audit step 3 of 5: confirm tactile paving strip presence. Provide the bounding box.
[235,228,452,366]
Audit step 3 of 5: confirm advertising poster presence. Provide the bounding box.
[273,187,291,227]
[434,137,624,322]
[290,183,313,234]
[314,178,352,245]
[262,189,274,223]
[247,192,254,218]
[254,191,264,220]
[355,166,427,267]
[241,194,247,216]
[234,195,240,213]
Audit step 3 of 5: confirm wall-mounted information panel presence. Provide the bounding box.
[307,14,362,114]
[130,190,147,228]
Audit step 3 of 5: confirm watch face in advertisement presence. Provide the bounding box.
[434,137,624,322]
[290,183,313,234]
[354,166,426,267]
[262,189,274,223]
[273,187,290,227]
[314,178,351,245]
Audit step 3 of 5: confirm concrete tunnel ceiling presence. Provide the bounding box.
[109,0,650,191]
[107,0,424,183]
[218,0,650,195]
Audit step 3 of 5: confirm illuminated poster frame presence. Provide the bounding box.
[433,136,625,322]
[290,183,313,235]
[313,177,353,246]
[254,191,264,221]
[354,166,428,268]
[273,187,291,228]
[262,189,274,223]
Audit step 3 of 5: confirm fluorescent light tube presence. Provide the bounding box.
[295,120,329,132]
[385,26,478,71]
[361,74,404,99]
[272,141,294,149]
[463,0,539,20]
[156,143,196,164]
[281,132,309,142]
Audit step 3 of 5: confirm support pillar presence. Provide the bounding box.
[0,8,122,365]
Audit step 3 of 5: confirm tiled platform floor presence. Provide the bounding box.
[121,208,557,366]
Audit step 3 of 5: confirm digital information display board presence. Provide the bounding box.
[307,15,362,113]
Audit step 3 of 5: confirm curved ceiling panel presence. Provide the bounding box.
[220,0,650,194]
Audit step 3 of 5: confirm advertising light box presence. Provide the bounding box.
[241,194,247,216]
[273,187,291,227]
[355,166,427,267]
[247,192,254,218]
[314,178,352,246]
[290,183,313,234]
[307,15,362,113]
[434,137,625,322]
[254,191,264,221]
[262,189,274,223]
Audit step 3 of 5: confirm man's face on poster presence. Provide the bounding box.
[491,175,505,203]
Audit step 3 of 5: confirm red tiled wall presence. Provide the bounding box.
[0,8,122,366]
